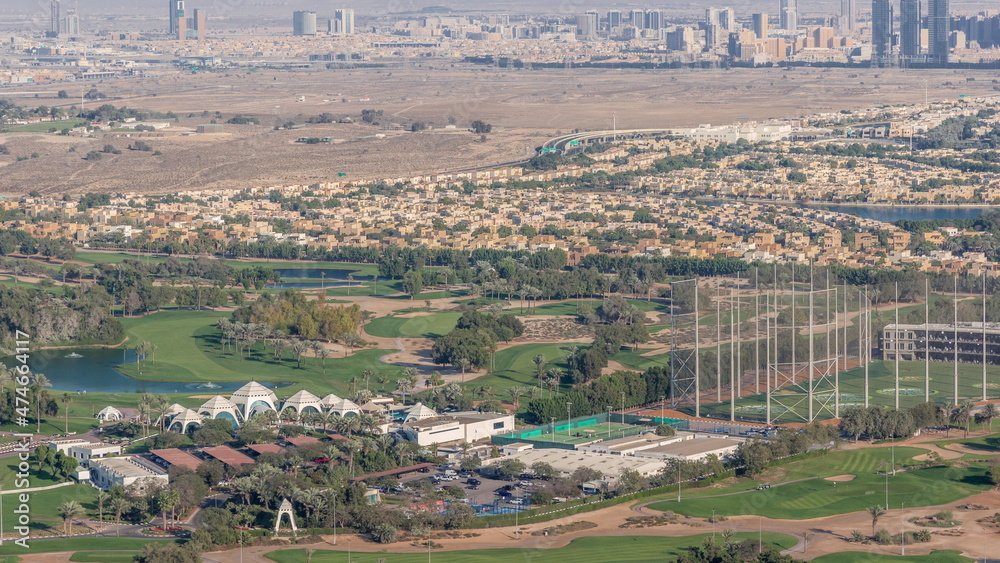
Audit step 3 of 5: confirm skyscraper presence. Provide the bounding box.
[705,8,721,48]
[49,0,60,37]
[608,10,623,30]
[900,0,922,57]
[576,11,598,40]
[752,13,769,39]
[872,0,894,60]
[630,10,645,30]
[63,9,79,35]
[780,0,797,31]
[293,11,317,36]
[645,10,662,31]
[719,8,736,31]
[333,9,355,34]
[169,0,185,37]
[841,0,857,32]
[928,0,950,63]
[193,8,206,41]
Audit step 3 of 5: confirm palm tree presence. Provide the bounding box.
[980,403,998,432]
[147,342,158,364]
[361,369,374,391]
[475,385,495,400]
[317,346,331,374]
[508,386,528,410]
[532,354,546,387]
[341,332,361,357]
[377,374,391,393]
[109,497,130,536]
[546,367,563,396]
[867,505,886,537]
[950,401,975,438]
[455,357,471,382]
[57,500,84,537]
[291,340,308,368]
[61,392,72,433]
[426,371,444,388]
[95,491,110,524]
[32,373,51,433]
[273,338,289,361]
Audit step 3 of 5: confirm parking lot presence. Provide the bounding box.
[397,468,537,508]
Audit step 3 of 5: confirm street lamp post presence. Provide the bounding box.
[566,402,572,437]
[550,417,555,441]
[607,406,611,437]
[712,508,716,542]
[620,391,625,425]
[901,501,905,556]
[660,395,665,423]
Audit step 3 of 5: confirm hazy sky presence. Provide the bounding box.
[1,0,994,20]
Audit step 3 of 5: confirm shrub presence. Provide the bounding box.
[371,523,397,544]
[874,529,892,545]
[850,530,865,543]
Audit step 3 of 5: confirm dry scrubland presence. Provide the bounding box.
[0,66,998,194]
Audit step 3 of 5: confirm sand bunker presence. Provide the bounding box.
[824,475,856,482]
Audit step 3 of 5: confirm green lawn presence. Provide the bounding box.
[69,552,142,563]
[0,538,176,557]
[613,348,672,372]
[812,550,971,563]
[364,312,461,339]
[0,120,84,133]
[116,310,402,397]
[463,343,577,396]
[526,300,603,316]
[0,485,99,536]
[266,533,796,563]
[646,447,993,519]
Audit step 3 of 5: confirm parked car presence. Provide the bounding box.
[496,490,513,497]
[509,498,527,505]
[466,478,481,485]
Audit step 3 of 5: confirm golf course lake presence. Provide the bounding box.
[266,268,373,289]
[7,348,292,394]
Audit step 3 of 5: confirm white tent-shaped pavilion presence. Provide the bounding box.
[281,390,323,415]
[230,382,278,418]
[198,395,243,427]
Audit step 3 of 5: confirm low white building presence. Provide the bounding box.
[632,437,742,462]
[401,412,514,446]
[47,438,89,454]
[68,443,121,468]
[489,448,666,481]
[89,455,169,491]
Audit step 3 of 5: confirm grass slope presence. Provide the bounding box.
[812,550,971,563]
[364,312,461,338]
[116,311,402,396]
[266,533,796,563]
[647,448,992,519]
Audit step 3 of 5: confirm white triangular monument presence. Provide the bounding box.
[275,498,298,533]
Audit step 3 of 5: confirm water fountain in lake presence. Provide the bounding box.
[196,382,222,390]
[65,352,83,359]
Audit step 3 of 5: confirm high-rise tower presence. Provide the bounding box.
[293,11,317,36]
[49,0,61,37]
[841,0,857,32]
[928,0,950,63]
[900,0,922,57]
[752,13,769,39]
[780,0,797,31]
[333,9,355,34]
[872,0,894,61]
